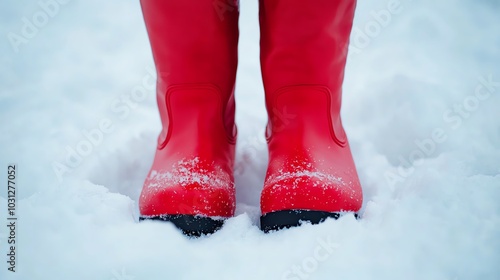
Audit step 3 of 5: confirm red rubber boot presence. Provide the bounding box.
[139,0,239,236]
[259,0,363,232]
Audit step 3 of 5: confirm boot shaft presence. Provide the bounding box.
[259,0,356,95]
[140,0,240,145]
[259,0,356,144]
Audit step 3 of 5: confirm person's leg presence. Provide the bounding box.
[259,0,363,232]
[139,0,239,236]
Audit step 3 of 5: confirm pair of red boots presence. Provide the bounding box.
[139,0,363,235]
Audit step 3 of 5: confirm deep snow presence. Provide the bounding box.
[1,0,500,279]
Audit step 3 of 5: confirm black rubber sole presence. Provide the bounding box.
[139,215,225,237]
[260,210,358,233]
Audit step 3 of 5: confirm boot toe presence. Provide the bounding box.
[140,177,235,218]
[260,172,362,215]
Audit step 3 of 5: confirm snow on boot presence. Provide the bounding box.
[258,0,363,232]
[138,0,239,236]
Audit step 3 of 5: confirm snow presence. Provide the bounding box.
[1,0,500,279]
